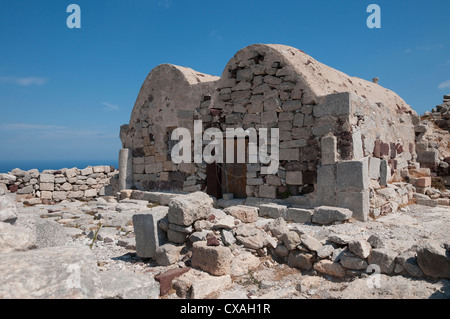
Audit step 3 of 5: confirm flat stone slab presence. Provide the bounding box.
[312,206,353,225]
[100,270,160,299]
[0,246,102,299]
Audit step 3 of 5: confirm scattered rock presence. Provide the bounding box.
[314,260,346,278]
[191,242,233,276]
[300,234,323,252]
[206,234,221,246]
[100,270,160,299]
[287,250,314,270]
[348,239,372,259]
[155,243,184,266]
[168,192,213,226]
[312,206,353,225]
[223,205,258,223]
[267,217,288,238]
[154,267,190,296]
[0,222,36,253]
[0,193,18,223]
[317,244,335,259]
[221,229,236,246]
[368,248,397,274]
[367,234,384,248]
[340,252,368,270]
[281,231,302,250]
[189,230,213,243]
[416,242,450,279]
[190,275,232,299]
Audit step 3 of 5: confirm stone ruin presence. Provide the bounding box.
[119,43,422,221]
[0,44,449,299]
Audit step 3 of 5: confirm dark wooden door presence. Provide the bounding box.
[221,138,247,198]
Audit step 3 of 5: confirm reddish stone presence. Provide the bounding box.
[206,234,220,246]
[444,157,450,165]
[207,214,216,222]
[210,109,222,116]
[395,144,404,155]
[373,140,381,158]
[8,185,18,193]
[417,177,431,188]
[154,267,191,296]
[380,142,390,157]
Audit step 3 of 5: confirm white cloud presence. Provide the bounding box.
[416,43,444,51]
[102,102,120,111]
[158,0,172,8]
[209,30,223,41]
[438,80,450,90]
[0,76,48,86]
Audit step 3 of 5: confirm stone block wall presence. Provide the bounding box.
[0,166,119,203]
[119,44,419,219]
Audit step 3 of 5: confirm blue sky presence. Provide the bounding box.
[0,0,449,162]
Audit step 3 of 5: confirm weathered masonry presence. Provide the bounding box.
[119,44,418,221]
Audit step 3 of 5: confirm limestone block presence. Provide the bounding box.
[315,165,336,207]
[312,206,353,225]
[168,192,214,226]
[352,130,364,160]
[145,162,163,174]
[313,92,351,118]
[279,148,299,161]
[52,191,67,201]
[191,242,233,276]
[336,190,369,222]
[39,174,54,183]
[286,171,302,185]
[84,189,97,198]
[417,149,439,164]
[39,183,54,191]
[321,136,337,165]
[133,207,169,258]
[286,208,313,223]
[258,185,277,199]
[380,159,390,186]
[259,203,287,219]
[81,167,93,176]
[369,157,381,180]
[336,158,369,192]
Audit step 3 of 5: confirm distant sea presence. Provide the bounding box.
[0,159,119,174]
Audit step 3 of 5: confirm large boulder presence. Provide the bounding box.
[416,242,450,279]
[0,246,102,299]
[168,192,214,226]
[0,222,36,253]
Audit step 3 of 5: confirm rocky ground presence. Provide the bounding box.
[1,189,448,299]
